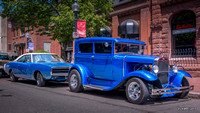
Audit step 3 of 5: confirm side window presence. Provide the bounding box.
[25,55,31,62]
[79,43,93,53]
[17,56,25,62]
[95,42,112,54]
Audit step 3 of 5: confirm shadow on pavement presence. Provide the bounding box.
[7,78,68,88]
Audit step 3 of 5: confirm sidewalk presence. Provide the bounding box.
[187,77,200,99]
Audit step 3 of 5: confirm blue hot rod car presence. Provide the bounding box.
[68,37,193,104]
[4,53,72,87]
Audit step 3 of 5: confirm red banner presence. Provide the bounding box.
[77,20,86,37]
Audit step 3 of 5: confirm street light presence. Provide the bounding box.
[72,0,80,63]
[72,0,80,32]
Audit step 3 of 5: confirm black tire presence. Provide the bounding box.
[9,71,18,82]
[69,69,83,92]
[126,78,149,104]
[174,77,189,99]
[36,72,46,87]
[0,70,2,78]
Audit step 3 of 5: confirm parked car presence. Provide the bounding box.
[68,37,193,104]
[4,53,72,86]
[0,52,10,78]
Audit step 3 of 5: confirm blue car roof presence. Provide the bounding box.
[75,37,146,45]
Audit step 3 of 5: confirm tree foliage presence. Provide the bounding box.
[0,0,113,43]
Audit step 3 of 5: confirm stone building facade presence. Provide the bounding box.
[111,0,200,92]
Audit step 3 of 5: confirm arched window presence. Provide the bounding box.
[171,10,196,57]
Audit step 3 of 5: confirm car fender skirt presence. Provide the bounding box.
[170,70,192,87]
[69,64,92,85]
[124,70,158,81]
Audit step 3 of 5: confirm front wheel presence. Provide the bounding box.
[9,71,18,82]
[126,78,149,104]
[36,72,46,87]
[69,69,83,92]
[174,77,189,99]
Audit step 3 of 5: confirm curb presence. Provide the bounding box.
[188,92,200,99]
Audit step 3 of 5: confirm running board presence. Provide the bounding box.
[83,84,110,91]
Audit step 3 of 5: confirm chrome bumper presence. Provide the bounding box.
[151,85,194,95]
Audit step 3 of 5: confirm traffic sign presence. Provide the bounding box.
[73,32,79,38]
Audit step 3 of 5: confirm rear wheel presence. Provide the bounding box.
[0,70,2,78]
[36,72,46,87]
[9,71,18,82]
[174,77,189,99]
[69,69,83,92]
[126,78,149,104]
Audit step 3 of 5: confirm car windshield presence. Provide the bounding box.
[33,54,64,63]
[115,43,144,54]
[0,54,9,60]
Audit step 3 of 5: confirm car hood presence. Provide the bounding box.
[116,53,159,64]
[36,62,72,67]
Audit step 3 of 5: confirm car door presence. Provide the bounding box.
[75,42,93,71]
[92,41,113,80]
[17,55,31,78]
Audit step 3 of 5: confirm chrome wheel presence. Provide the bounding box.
[70,74,78,89]
[36,73,40,85]
[128,82,141,100]
[36,72,45,87]
[9,71,18,82]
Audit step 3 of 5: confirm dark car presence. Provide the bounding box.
[0,52,10,77]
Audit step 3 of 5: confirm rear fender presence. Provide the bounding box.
[69,64,92,85]
[169,70,192,87]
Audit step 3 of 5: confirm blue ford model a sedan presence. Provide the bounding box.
[68,37,193,104]
[4,53,72,87]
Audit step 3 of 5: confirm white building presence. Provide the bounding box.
[0,16,7,52]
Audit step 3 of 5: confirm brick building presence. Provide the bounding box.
[111,0,200,92]
[7,20,61,56]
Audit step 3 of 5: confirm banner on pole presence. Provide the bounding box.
[77,20,86,37]
[28,42,34,51]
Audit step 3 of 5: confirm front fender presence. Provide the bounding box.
[170,70,192,87]
[124,70,158,81]
[69,64,92,85]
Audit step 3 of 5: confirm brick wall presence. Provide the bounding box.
[7,21,62,56]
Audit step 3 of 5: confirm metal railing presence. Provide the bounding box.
[158,48,199,67]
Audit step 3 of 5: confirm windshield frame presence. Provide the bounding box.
[114,42,145,55]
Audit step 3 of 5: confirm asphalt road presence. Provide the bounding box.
[0,78,200,113]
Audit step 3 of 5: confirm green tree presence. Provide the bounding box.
[0,0,113,59]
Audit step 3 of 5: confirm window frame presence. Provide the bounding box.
[94,41,113,54]
[78,42,93,54]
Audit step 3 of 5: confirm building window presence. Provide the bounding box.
[8,44,11,51]
[44,42,51,52]
[20,28,25,36]
[16,29,18,37]
[13,28,15,37]
[171,10,196,57]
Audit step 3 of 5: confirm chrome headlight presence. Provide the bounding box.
[172,65,178,73]
[152,65,159,74]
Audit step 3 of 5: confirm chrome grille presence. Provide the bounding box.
[156,57,169,85]
[51,67,70,76]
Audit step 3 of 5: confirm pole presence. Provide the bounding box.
[75,11,77,32]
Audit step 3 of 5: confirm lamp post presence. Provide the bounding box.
[72,0,80,63]
[72,0,80,33]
